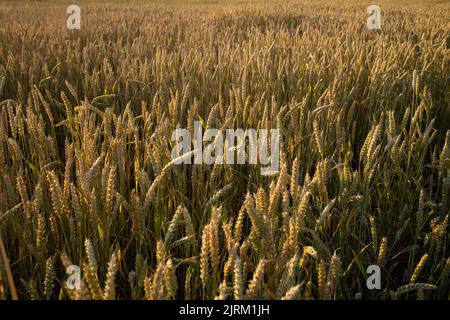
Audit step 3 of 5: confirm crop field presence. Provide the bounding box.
[0,0,449,300]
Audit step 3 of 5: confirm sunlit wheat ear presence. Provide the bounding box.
[103,252,119,300]
[440,131,450,177]
[151,263,165,300]
[377,237,388,266]
[46,171,65,217]
[131,190,145,244]
[183,265,193,300]
[143,277,153,300]
[316,159,329,198]
[180,206,195,241]
[328,252,342,289]
[281,285,301,300]
[164,206,183,246]
[296,190,311,229]
[104,165,116,215]
[16,173,29,219]
[245,192,262,238]
[313,119,324,158]
[206,103,220,129]
[222,222,234,254]
[268,159,287,217]
[369,215,378,255]
[82,261,103,300]
[156,240,166,265]
[431,215,448,246]
[223,244,238,281]
[164,259,177,299]
[411,254,429,283]
[282,189,290,213]
[290,156,299,194]
[245,259,267,300]
[35,87,54,125]
[36,213,47,256]
[209,162,221,190]
[200,225,210,287]
[209,207,220,273]
[233,256,243,300]
[233,205,245,243]
[84,239,97,272]
[287,217,299,254]
[416,189,425,238]
[318,260,329,299]
[63,141,73,199]
[143,150,195,208]
[277,254,298,298]
[412,69,420,97]
[255,187,267,215]
[316,198,336,227]
[43,257,55,300]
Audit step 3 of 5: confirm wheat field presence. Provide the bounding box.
[0,0,449,300]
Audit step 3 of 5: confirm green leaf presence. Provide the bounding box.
[196,114,206,128]
[25,159,40,177]
[98,223,104,241]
